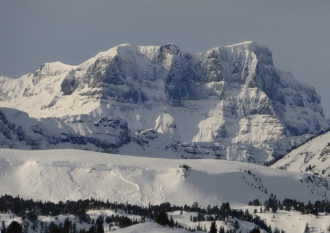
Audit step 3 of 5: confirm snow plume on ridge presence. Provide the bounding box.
[0,41,328,163]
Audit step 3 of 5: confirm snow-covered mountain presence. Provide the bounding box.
[272,130,330,177]
[0,42,328,163]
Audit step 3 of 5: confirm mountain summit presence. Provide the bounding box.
[0,42,328,163]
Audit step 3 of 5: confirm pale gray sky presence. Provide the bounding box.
[1,0,330,117]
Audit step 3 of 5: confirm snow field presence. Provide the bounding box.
[272,130,330,176]
[1,148,330,232]
[0,149,328,207]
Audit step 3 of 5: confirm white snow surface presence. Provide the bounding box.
[272,130,330,177]
[0,148,329,208]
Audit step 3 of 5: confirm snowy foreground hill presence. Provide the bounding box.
[0,148,328,206]
[0,41,328,164]
[1,148,330,232]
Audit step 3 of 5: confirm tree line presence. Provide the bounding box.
[6,194,330,233]
[250,195,330,216]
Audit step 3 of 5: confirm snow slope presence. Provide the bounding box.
[0,148,328,208]
[272,130,330,177]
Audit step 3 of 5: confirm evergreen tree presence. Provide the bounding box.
[273,227,280,233]
[210,220,217,233]
[272,205,278,213]
[233,220,240,230]
[96,222,104,233]
[268,224,272,233]
[48,222,60,233]
[22,222,29,233]
[63,218,70,233]
[120,217,132,228]
[304,223,309,233]
[169,215,174,228]
[73,222,76,233]
[2,221,6,233]
[7,221,22,233]
[155,212,169,226]
[197,222,201,231]
[87,225,95,233]
[249,228,260,233]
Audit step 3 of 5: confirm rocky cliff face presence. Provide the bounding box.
[0,41,328,163]
[0,108,130,152]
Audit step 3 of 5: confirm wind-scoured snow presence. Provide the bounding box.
[0,149,328,208]
[272,130,330,177]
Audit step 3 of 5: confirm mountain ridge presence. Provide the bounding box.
[0,42,328,163]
